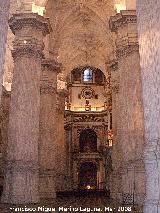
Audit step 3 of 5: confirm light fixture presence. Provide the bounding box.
[86,185,91,190]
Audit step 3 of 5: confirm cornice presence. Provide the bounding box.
[109,10,137,32]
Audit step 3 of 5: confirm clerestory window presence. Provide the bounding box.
[83,68,93,82]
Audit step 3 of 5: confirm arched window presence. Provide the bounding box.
[83,68,93,82]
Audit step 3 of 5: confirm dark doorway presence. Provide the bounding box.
[79,162,97,190]
[79,129,97,153]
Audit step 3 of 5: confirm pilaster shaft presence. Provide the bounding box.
[2,13,50,204]
[39,59,61,199]
[55,88,68,191]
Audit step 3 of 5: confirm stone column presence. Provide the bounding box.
[137,1,160,212]
[0,1,10,103]
[55,88,68,191]
[109,10,145,205]
[2,13,50,204]
[39,59,60,199]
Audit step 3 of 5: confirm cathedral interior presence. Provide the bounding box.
[0,0,159,212]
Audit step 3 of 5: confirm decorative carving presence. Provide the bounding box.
[72,114,107,123]
[81,87,95,99]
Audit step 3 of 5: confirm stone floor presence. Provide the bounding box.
[0,196,143,213]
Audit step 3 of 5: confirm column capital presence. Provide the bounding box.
[40,59,61,95]
[109,10,139,59]
[42,59,61,73]
[9,13,51,60]
[9,13,51,36]
[109,10,137,32]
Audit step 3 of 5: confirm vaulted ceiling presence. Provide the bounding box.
[46,0,116,78]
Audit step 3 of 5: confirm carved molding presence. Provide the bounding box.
[81,87,95,99]
[9,13,51,36]
[73,114,106,123]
